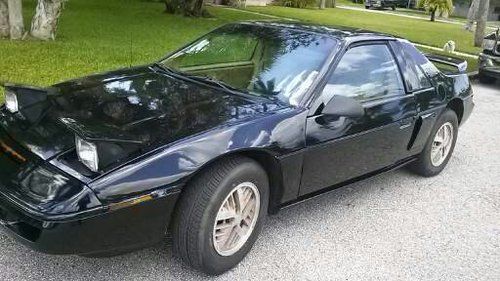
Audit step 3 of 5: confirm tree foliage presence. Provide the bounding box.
[277,0,316,8]
[417,0,454,21]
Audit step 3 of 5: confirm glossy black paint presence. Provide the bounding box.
[0,22,473,255]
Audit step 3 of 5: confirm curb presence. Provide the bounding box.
[413,43,478,59]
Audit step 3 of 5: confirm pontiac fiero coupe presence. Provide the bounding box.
[0,22,473,275]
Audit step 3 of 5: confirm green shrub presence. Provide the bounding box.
[276,0,317,8]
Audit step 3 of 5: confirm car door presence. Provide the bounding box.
[299,41,417,196]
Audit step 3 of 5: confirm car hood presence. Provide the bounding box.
[0,66,288,163]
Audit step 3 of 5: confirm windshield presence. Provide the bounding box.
[160,24,338,105]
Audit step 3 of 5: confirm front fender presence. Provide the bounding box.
[88,108,307,203]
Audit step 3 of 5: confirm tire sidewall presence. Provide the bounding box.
[421,109,459,175]
[198,160,269,274]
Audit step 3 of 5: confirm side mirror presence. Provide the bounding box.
[322,95,365,118]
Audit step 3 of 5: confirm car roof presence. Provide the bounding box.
[237,21,396,42]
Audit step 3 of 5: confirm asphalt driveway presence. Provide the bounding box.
[1,82,499,281]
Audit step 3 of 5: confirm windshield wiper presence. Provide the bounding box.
[152,63,183,76]
[184,75,281,102]
[183,74,245,93]
[153,64,239,93]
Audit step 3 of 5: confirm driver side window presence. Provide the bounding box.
[321,44,405,103]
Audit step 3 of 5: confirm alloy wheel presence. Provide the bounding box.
[213,182,260,256]
[430,122,454,167]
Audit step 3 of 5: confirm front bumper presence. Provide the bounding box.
[0,189,180,255]
[478,53,500,79]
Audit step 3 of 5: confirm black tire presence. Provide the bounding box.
[365,5,370,9]
[410,109,458,177]
[391,6,396,10]
[479,73,496,84]
[171,156,269,275]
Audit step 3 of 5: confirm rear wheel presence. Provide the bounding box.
[171,156,269,275]
[410,109,458,177]
[365,5,370,9]
[391,6,396,10]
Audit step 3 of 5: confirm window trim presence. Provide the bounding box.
[390,40,434,93]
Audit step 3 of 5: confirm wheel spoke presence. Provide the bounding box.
[241,197,255,221]
[216,208,237,221]
[223,227,240,249]
[239,189,253,213]
[215,225,233,239]
[432,150,442,164]
[434,129,444,144]
[234,189,243,213]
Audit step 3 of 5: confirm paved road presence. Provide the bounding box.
[1,82,499,280]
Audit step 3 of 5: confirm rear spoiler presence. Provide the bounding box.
[425,53,468,74]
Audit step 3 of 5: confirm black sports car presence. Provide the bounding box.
[0,22,473,275]
[478,28,500,83]
[364,0,403,10]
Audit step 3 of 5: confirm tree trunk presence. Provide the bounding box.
[319,0,326,9]
[430,8,436,21]
[186,0,204,16]
[474,0,490,47]
[165,0,181,14]
[0,0,9,38]
[325,0,335,8]
[165,0,206,17]
[464,0,479,30]
[30,0,64,40]
[7,0,23,39]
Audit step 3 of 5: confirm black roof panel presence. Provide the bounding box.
[239,21,395,40]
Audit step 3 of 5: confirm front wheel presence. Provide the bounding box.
[410,109,458,177]
[171,156,269,275]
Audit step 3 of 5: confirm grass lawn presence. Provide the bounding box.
[245,6,482,55]
[0,0,271,100]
